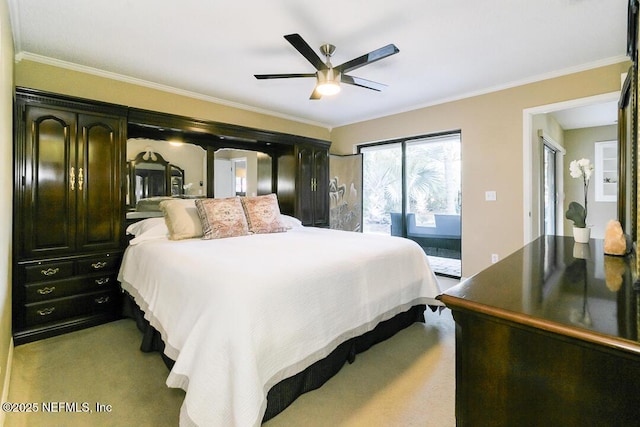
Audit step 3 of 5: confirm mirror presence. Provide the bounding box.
[213,148,272,198]
[126,139,275,218]
[126,139,207,217]
[170,164,185,196]
[131,151,169,202]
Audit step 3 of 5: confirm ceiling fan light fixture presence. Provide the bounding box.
[316,68,341,96]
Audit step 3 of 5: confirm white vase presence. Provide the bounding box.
[572,242,590,259]
[573,226,591,243]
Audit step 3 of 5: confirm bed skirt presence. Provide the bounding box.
[121,291,428,423]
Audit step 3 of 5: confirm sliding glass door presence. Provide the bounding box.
[359,132,461,262]
[360,142,402,234]
[542,143,557,235]
[405,135,461,230]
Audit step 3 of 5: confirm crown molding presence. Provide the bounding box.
[14,52,332,130]
[14,51,629,131]
[331,55,630,128]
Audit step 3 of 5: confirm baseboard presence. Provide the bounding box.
[0,338,14,427]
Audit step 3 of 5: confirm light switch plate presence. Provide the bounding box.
[485,191,497,201]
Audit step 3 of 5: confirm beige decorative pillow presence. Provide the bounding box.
[195,197,249,239]
[241,194,288,234]
[159,199,203,240]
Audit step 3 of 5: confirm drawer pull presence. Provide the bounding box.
[37,307,55,316]
[41,267,60,276]
[91,261,107,270]
[36,286,56,295]
[95,277,110,285]
[94,296,110,304]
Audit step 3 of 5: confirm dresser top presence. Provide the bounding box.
[440,236,640,355]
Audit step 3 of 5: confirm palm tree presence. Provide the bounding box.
[362,137,461,233]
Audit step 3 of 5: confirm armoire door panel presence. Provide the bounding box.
[313,148,329,226]
[76,115,121,250]
[297,146,314,225]
[24,107,77,257]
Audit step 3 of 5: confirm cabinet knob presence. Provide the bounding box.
[70,166,75,190]
[41,267,59,277]
[95,277,110,285]
[91,261,107,270]
[36,286,56,295]
[37,307,55,316]
[94,296,110,304]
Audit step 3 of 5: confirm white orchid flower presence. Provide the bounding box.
[566,158,593,228]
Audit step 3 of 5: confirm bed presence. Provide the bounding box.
[118,197,441,427]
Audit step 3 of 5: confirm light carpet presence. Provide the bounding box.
[6,277,457,427]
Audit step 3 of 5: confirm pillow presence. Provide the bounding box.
[241,194,288,234]
[126,217,169,245]
[126,217,166,236]
[195,197,249,239]
[280,214,303,229]
[160,199,203,240]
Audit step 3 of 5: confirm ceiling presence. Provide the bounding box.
[549,100,620,130]
[7,0,629,129]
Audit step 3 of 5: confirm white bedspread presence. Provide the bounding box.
[118,226,441,427]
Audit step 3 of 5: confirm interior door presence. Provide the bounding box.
[214,159,235,198]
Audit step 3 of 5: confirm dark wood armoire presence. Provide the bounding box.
[295,143,329,227]
[12,88,126,344]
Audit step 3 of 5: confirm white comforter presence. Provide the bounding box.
[118,226,441,427]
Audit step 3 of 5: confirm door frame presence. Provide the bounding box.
[522,91,620,244]
[540,130,566,236]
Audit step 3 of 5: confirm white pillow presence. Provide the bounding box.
[127,217,169,245]
[280,214,303,229]
[160,199,203,240]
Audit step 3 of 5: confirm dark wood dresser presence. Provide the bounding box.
[439,236,640,426]
[12,88,126,344]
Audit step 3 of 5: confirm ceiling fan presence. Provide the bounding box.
[254,33,399,100]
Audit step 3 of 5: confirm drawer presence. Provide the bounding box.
[24,273,117,303]
[77,253,120,274]
[24,261,74,282]
[24,290,118,326]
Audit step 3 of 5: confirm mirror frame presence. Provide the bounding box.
[128,150,172,208]
[618,66,637,242]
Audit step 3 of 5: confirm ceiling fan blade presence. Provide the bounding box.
[341,74,387,91]
[309,87,322,100]
[335,44,399,74]
[254,73,316,79]
[284,33,328,71]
